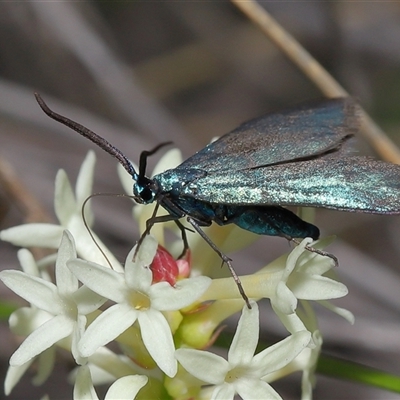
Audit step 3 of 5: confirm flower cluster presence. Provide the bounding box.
[0,151,353,399]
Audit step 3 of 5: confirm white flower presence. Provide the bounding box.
[175,301,311,400]
[271,238,342,313]
[0,231,104,369]
[0,151,120,268]
[68,235,211,377]
[263,238,350,334]
[3,249,56,394]
[196,238,350,319]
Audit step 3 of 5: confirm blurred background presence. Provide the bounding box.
[0,2,400,399]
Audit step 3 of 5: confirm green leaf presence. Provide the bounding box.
[318,354,400,393]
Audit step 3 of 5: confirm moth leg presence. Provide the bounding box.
[277,231,338,267]
[135,203,179,256]
[174,220,193,259]
[135,202,192,259]
[187,216,250,308]
[289,237,339,268]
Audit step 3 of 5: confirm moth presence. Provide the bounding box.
[35,94,400,303]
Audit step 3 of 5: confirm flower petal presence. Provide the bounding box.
[74,365,99,400]
[150,276,211,311]
[282,239,312,281]
[87,346,146,378]
[0,224,64,248]
[138,308,177,377]
[228,301,259,365]
[4,360,33,395]
[72,315,87,365]
[318,300,355,324]
[135,235,158,268]
[175,348,228,384]
[54,169,77,226]
[252,331,311,376]
[117,161,137,195]
[32,347,56,386]
[68,259,126,303]
[10,315,74,366]
[79,304,138,357]
[211,383,235,400]
[124,242,155,292]
[271,281,298,315]
[66,217,122,270]
[74,285,106,315]
[271,306,307,336]
[9,307,52,336]
[105,375,148,399]
[236,378,282,400]
[289,274,348,300]
[17,249,40,276]
[298,255,334,275]
[55,231,78,295]
[75,151,96,211]
[0,270,65,315]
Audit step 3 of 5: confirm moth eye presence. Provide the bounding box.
[140,186,153,202]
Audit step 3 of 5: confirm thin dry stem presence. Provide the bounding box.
[231,0,400,164]
[0,156,51,224]
[0,157,52,259]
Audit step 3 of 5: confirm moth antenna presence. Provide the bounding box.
[82,193,138,269]
[34,93,137,179]
[139,142,173,178]
[82,194,113,269]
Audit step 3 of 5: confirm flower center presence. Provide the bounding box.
[225,366,247,383]
[60,295,78,319]
[128,290,151,310]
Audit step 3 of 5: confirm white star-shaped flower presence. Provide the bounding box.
[0,231,104,381]
[175,301,311,400]
[265,238,352,335]
[68,235,211,377]
[270,238,345,314]
[0,151,120,268]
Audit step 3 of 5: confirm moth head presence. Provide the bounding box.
[133,177,159,204]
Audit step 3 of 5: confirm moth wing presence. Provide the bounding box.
[176,98,358,172]
[182,157,400,214]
